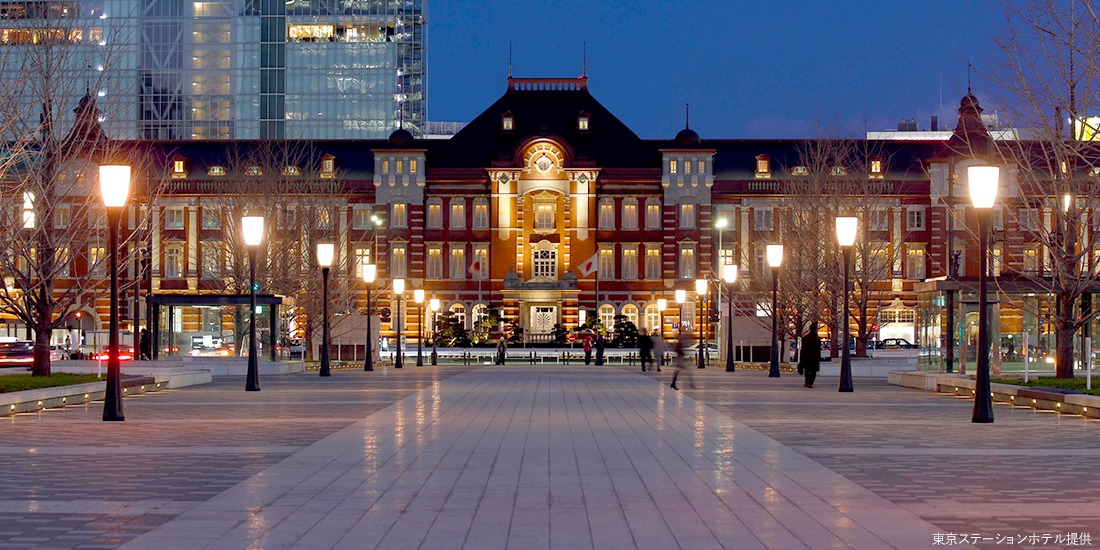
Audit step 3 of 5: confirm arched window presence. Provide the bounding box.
[622,304,639,328]
[450,303,466,328]
[598,304,615,328]
[622,198,638,229]
[645,305,660,332]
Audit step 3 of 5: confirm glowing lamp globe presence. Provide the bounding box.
[675,289,687,304]
[362,263,377,284]
[413,289,424,303]
[393,278,405,295]
[430,298,440,311]
[241,216,264,247]
[316,243,335,268]
[967,166,1000,209]
[723,264,738,284]
[695,279,707,295]
[766,244,784,268]
[836,217,858,247]
[657,299,667,312]
[98,165,131,208]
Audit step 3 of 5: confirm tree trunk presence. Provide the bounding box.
[32,328,51,377]
[1056,296,1076,378]
[830,294,839,359]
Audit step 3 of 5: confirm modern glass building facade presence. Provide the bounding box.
[1,0,425,140]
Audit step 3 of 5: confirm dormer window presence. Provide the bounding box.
[577,112,590,132]
[869,159,883,179]
[791,166,808,176]
[283,166,300,176]
[208,166,226,176]
[171,158,187,179]
[832,166,848,176]
[245,166,262,176]
[501,111,514,132]
[321,155,335,178]
[755,155,771,179]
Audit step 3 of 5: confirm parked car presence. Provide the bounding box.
[0,341,34,367]
[685,343,719,355]
[875,338,917,349]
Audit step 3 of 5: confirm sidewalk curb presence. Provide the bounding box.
[888,371,1100,419]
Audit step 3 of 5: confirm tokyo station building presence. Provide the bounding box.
[25,76,1089,372]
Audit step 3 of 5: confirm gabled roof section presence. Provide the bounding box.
[430,77,659,168]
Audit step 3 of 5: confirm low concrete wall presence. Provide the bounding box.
[890,370,1100,419]
[182,358,303,376]
[819,356,919,378]
[1,369,212,417]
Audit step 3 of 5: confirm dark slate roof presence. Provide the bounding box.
[427,77,661,169]
[120,140,387,181]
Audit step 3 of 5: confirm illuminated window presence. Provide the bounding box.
[352,206,371,229]
[382,160,389,173]
[427,199,442,228]
[450,247,465,279]
[870,159,883,178]
[535,203,555,230]
[791,166,809,176]
[679,245,695,279]
[598,247,614,279]
[202,207,221,229]
[598,199,615,229]
[392,202,407,227]
[288,23,334,41]
[426,246,442,278]
[208,165,225,176]
[685,160,692,174]
[679,203,695,228]
[622,247,638,279]
[451,304,466,328]
[89,246,106,277]
[450,199,465,229]
[283,166,300,176]
[501,113,514,131]
[354,248,371,277]
[396,160,404,173]
[172,159,186,178]
[832,166,848,176]
[163,244,184,278]
[321,156,335,178]
[473,246,488,279]
[1023,245,1039,273]
[316,208,332,229]
[599,305,615,328]
[669,159,678,174]
[906,208,924,231]
[533,248,556,278]
[391,244,407,278]
[755,155,771,178]
[577,114,590,131]
[906,245,925,280]
[622,199,638,229]
[410,159,417,173]
[202,242,222,277]
[698,160,705,174]
[165,207,184,230]
[473,199,489,229]
[54,204,69,229]
[645,198,661,229]
[755,208,774,230]
[245,166,262,176]
[645,246,661,279]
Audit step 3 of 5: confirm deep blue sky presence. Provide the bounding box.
[426,0,1005,139]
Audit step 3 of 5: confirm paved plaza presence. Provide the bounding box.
[1,364,1099,550]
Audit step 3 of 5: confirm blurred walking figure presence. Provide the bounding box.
[638,329,654,372]
[798,322,822,388]
[583,335,593,365]
[652,331,664,372]
[670,331,693,390]
[595,334,606,365]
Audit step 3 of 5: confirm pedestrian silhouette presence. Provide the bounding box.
[798,322,822,388]
[670,331,693,390]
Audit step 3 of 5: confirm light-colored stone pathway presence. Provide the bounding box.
[117,366,960,550]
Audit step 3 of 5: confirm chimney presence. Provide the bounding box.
[931,116,939,131]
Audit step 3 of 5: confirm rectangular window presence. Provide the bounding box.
[698,160,705,174]
[164,244,183,278]
[993,244,1003,277]
[450,247,465,279]
[684,160,692,174]
[646,201,661,229]
[869,208,888,231]
[906,245,925,280]
[669,159,677,174]
[391,244,407,278]
[598,247,614,279]
[427,202,442,228]
[89,246,106,277]
[906,208,925,231]
[535,203,554,230]
[953,207,966,230]
[755,247,768,276]
[868,242,889,274]
[202,207,221,230]
[473,202,489,229]
[410,159,417,173]
[55,247,71,278]
[279,207,297,229]
[645,246,661,279]
[54,204,70,229]
[622,201,638,229]
[22,192,35,229]
[450,201,465,229]
[427,246,442,278]
[533,248,556,278]
[396,160,404,173]
[1023,245,1040,273]
[679,203,695,228]
[599,200,614,229]
[679,245,695,278]
[754,208,773,231]
[382,160,389,173]
[1021,208,1039,231]
[202,243,222,277]
[392,202,407,228]
[354,247,371,277]
[473,246,488,279]
[680,301,695,332]
[993,207,1004,230]
[165,207,184,230]
[352,206,371,229]
[719,247,735,270]
[316,208,332,229]
[622,247,638,279]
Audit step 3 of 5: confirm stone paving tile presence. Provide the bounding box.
[0,366,478,550]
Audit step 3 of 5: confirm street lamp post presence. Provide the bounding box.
[657,298,667,365]
[836,217,858,392]
[695,278,707,368]
[969,165,999,423]
[362,264,376,371]
[723,264,738,372]
[99,165,131,421]
[675,289,687,336]
[393,278,405,369]
[767,244,784,378]
[414,289,424,366]
[242,215,264,391]
[715,217,728,366]
[430,298,440,365]
[317,243,335,377]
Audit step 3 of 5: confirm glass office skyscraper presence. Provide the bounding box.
[1,0,425,139]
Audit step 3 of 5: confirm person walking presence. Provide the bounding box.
[670,331,693,390]
[595,334,606,365]
[583,335,593,365]
[496,337,507,365]
[638,329,654,372]
[652,331,664,372]
[798,322,822,388]
[139,328,151,361]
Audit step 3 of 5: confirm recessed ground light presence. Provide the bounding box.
[1033,399,1038,405]
[62,397,66,403]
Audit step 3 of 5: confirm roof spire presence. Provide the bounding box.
[508,42,513,78]
[967,59,972,93]
[685,103,690,129]
[583,42,586,78]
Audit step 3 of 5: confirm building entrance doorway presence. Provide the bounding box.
[530,306,557,335]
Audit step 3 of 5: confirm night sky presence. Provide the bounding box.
[426,0,1005,139]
